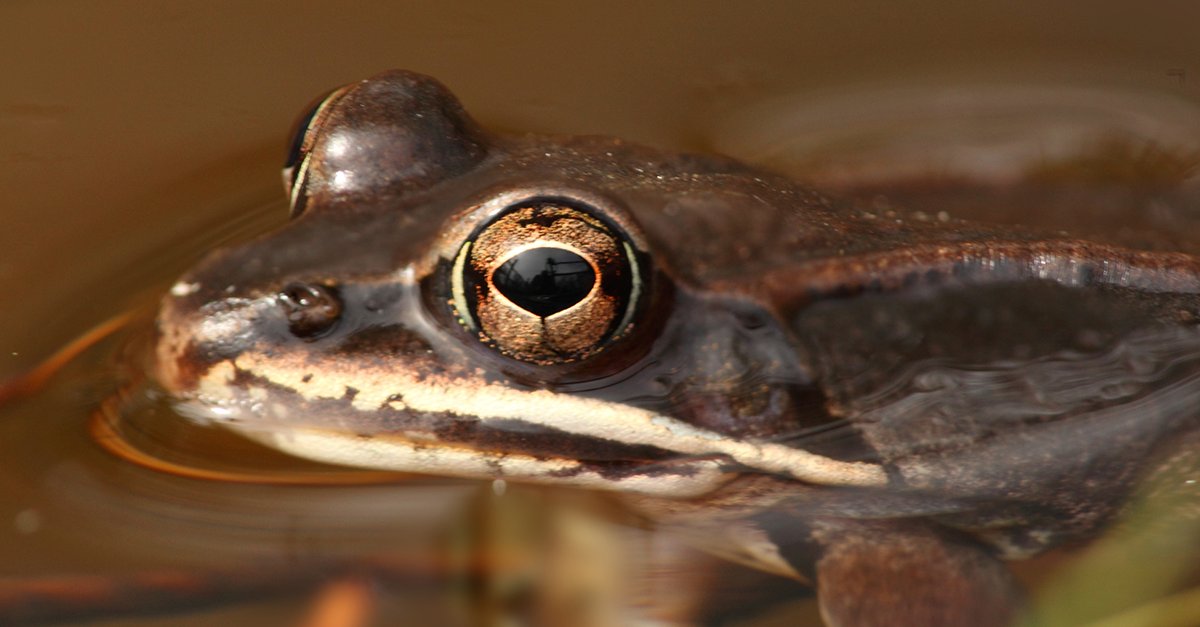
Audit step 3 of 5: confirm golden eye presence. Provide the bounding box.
[451,202,643,364]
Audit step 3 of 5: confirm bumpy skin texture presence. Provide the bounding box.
[156,70,1200,625]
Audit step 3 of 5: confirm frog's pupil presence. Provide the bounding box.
[493,247,595,317]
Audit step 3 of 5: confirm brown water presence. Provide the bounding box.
[3,2,1200,625]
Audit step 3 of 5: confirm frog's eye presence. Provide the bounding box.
[282,86,349,218]
[450,202,644,364]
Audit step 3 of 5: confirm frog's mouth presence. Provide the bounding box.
[166,374,739,497]
[233,426,739,498]
[159,345,887,497]
[154,284,886,495]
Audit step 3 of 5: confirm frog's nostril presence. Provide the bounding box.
[278,283,342,339]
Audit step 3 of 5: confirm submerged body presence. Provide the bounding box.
[155,71,1200,625]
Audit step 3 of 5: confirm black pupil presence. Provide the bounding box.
[493,247,596,317]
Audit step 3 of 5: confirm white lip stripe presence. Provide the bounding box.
[222,355,888,487]
[243,428,732,498]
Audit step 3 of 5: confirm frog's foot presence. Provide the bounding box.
[810,519,1021,627]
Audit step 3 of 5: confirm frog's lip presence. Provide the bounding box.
[170,394,694,466]
[161,328,888,489]
[234,426,738,498]
[170,395,735,497]
[167,359,889,491]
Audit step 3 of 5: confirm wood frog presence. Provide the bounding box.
[154,70,1200,626]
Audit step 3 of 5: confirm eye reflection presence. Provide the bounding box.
[492,247,596,317]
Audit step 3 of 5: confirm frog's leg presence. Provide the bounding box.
[805,518,1021,627]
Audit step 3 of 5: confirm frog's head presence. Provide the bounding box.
[155,70,883,496]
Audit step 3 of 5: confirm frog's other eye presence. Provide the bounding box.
[282,87,349,218]
[282,71,488,220]
[278,283,342,339]
[451,202,644,365]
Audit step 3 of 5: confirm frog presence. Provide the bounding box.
[154,70,1200,626]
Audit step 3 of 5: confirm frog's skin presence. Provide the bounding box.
[155,70,1200,626]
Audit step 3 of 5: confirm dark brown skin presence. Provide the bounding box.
[813,519,1022,627]
[151,71,1200,626]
